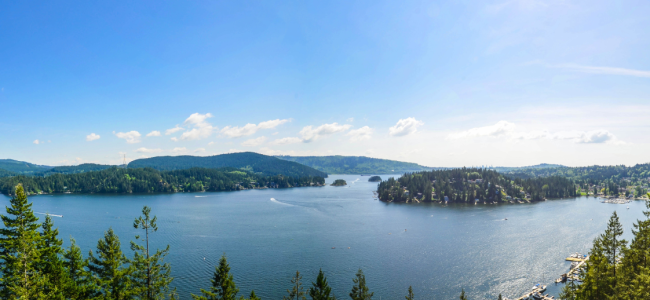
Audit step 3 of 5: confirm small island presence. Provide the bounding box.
[368,176,382,182]
[331,179,347,186]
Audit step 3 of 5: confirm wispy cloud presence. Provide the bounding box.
[135,147,163,153]
[180,113,216,140]
[346,126,373,142]
[146,131,161,137]
[113,131,141,144]
[389,118,424,137]
[553,64,650,78]
[221,119,291,138]
[165,125,184,135]
[270,137,303,145]
[447,120,515,139]
[86,133,100,141]
[241,136,267,147]
[33,139,41,145]
[171,147,187,153]
[299,123,351,142]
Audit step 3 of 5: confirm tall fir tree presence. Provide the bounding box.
[192,254,240,300]
[0,184,46,299]
[39,214,67,298]
[63,238,96,299]
[284,271,306,300]
[309,269,334,300]
[405,286,414,300]
[459,289,468,300]
[88,227,132,300]
[349,269,373,300]
[131,206,174,300]
[249,290,261,300]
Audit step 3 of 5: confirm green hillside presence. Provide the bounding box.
[276,155,430,174]
[45,163,115,175]
[128,152,328,178]
[0,159,52,174]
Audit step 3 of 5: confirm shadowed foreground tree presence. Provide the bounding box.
[88,228,132,299]
[349,269,373,300]
[405,286,414,300]
[309,269,334,300]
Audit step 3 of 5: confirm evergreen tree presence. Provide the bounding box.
[309,269,334,300]
[63,238,96,299]
[0,184,46,299]
[39,214,67,298]
[249,290,261,300]
[559,279,577,300]
[349,269,373,300]
[405,286,414,300]
[459,289,468,300]
[131,205,174,300]
[192,254,239,300]
[284,271,306,300]
[497,293,502,300]
[88,227,132,299]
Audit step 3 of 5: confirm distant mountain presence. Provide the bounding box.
[0,159,52,174]
[275,155,431,174]
[492,163,565,173]
[46,163,115,175]
[128,152,328,178]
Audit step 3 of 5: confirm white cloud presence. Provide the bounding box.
[299,123,352,142]
[171,137,179,142]
[33,139,40,145]
[181,113,216,140]
[449,121,625,145]
[194,148,206,153]
[208,141,215,145]
[171,147,187,153]
[146,131,161,137]
[135,147,163,153]
[86,133,100,141]
[271,137,303,145]
[347,126,373,142]
[272,132,279,135]
[241,136,267,147]
[347,117,354,122]
[554,64,650,78]
[221,119,291,138]
[389,118,424,137]
[113,131,142,144]
[258,147,297,156]
[165,125,184,135]
[448,121,515,139]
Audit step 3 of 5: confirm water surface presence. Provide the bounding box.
[1,175,644,299]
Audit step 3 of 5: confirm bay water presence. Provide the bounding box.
[0,174,644,299]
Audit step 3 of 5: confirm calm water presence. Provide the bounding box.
[0,174,645,300]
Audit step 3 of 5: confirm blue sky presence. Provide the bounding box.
[1,0,649,167]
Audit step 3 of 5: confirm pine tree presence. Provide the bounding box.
[349,269,373,300]
[131,206,174,300]
[249,290,261,300]
[405,286,414,300]
[497,293,502,300]
[63,238,96,299]
[0,184,46,299]
[88,227,132,299]
[192,254,240,300]
[459,289,468,300]
[309,269,334,300]
[39,214,67,298]
[559,279,577,300]
[284,271,306,300]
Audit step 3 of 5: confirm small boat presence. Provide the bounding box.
[331,247,336,249]
[627,206,630,209]
[504,218,508,220]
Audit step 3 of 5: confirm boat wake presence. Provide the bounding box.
[35,212,63,218]
[270,198,293,206]
[195,196,207,198]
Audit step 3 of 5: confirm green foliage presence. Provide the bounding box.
[63,238,96,299]
[39,214,67,298]
[131,206,175,300]
[378,168,576,203]
[310,269,334,300]
[349,269,373,300]
[405,286,414,300]
[277,155,430,174]
[331,179,347,186]
[0,184,46,299]
[192,254,240,300]
[128,152,328,178]
[88,228,132,299]
[459,289,468,300]
[0,166,325,195]
[284,271,306,300]
[368,176,382,182]
[0,159,52,174]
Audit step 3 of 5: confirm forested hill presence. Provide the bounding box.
[276,155,431,174]
[45,163,115,175]
[128,152,327,178]
[377,168,577,203]
[0,167,325,196]
[0,159,52,175]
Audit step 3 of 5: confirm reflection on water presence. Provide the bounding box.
[0,175,644,299]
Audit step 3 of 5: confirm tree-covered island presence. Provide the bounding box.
[377,168,577,203]
[331,179,347,186]
[368,176,382,182]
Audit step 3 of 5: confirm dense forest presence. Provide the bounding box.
[502,164,650,197]
[377,168,577,203]
[0,159,52,175]
[0,167,325,196]
[44,163,115,175]
[128,152,328,178]
[276,155,432,174]
[0,184,422,300]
